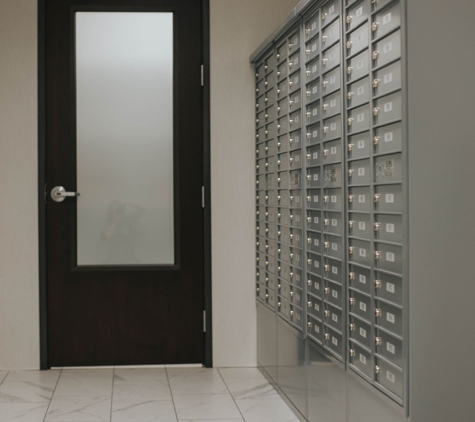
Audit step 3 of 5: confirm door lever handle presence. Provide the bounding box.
[51,186,80,202]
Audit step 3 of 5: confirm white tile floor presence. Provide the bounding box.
[0,367,299,422]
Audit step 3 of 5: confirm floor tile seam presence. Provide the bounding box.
[0,371,9,386]
[165,366,179,422]
[217,368,246,422]
[42,368,63,422]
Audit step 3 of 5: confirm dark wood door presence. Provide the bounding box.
[45,0,205,366]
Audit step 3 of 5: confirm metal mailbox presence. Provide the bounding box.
[349,263,372,295]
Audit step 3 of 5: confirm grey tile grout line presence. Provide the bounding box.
[110,367,116,422]
[0,371,9,386]
[217,368,247,422]
[42,368,63,422]
[165,366,180,422]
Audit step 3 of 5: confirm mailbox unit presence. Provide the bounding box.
[252,0,475,421]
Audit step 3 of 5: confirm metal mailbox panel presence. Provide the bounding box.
[375,214,402,243]
[347,0,371,31]
[278,208,291,226]
[277,171,290,189]
[278,296,290,319]
[325,325,343,358]
[277,60,288,80]
[375,357,404,399]
[308,274,323,298]
[324,211,343,235]
[290,246,303,268]
[308,315,324,344]
[349,314,372,349]
[348,186,371,211]
[375,328,403,368]
[265,123,276,140]
[374,183,403,213]
[289,29,301,52]
[278,243,290,262]
[349,212,371,240]
[375,299,403,336]
[278,225,289,244]
[307,144,321,167]
[289,265,303,286]
[306,122,320,146]
[256,63,264,80]
[322,17,340,48]
[279,278,291,300]
[257,94,266,111]
[322,66,342,95]
[266,106,276,125]
[373,30,401,69]
[265,54,275,73]
[305,11,320,42]
[289,149,302,169]
[256,79,266,96]
[289,51,301,73]
[349,238,371,266]
[322,139,343,165]
[289,189,303,208]
[375,242,402,274]
[307,211,322,232]
[324,234,344,260]
[267,139,277,157]
[322,0,340,26]
[257,236,266,254]
[290,304,304,329]
[324,164,343,188]
[278,116,289,134]
[347,49,370,82]
[278,261,290,282]
[277,78,288,98]
[322,90,342,118]
[266,157,276,173]
[349,340,373,378]
[324,188,343,211]
[325,302,343,332]
[374,121,402,155]
[289,90,302,111]
[290,227,303,248]
[307,166,321,188]
[349,264,371,295]
[278,189,290,207]
[267,206,276,223]
[257,175,266,190]
[265,271,276,291]
[289,110,302,131]
[256,126,266,142]
[324,256,343,284]
[306,56,320,83]
[348,76,370,109]
[290,285,304,308]
[290,129,303,151]
[307,252,322,275]
[278,134,290,153]
[290,208,303,228]
[349,289,372,322]
[256,158,266,175]
[348,158,371,185]
[305,35,320,63]
[256,110,265,127]
[375,153,403,184]
[373,60,402,98]
[322,114,343,141]
[277,152,290,172]
[371,0,394,12]
[372,0,401,40]
[325,280,343,309]
[267,222,277,240]
[265,89,276,108]
[278,97,289,116]
[308,294,324,320]
[289,71,302,93]
[307,189,322,210]
[290,169,302,189]
[348,104,370,134]
[374,91,402,126]
[322,43,341,71]
[346,22,369,57]
[256,192,266,206]
[306,78,320,104]
[306,101,321,125]
[375,271,403,306]
[265,71,276,91]
[276,41,289,64]
[307,233,322,254]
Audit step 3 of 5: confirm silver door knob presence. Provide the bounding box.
[51,186,80,202]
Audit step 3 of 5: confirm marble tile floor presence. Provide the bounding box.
[0,367,299,422]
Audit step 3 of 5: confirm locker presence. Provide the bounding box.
[349,238,372,267]
[346,22,369,57]
[323,256,343,284]
[372,30,401,68]
[349,340,373,379]
[374,121,403,155]
[305,36,320,62]
[322,42,341,71]
[307,144,321,167]
[305,11,320,42]
[348,104,370,134]
[347,49,370,82]
[306,78,320,103]
[289,30,301,52]
[324,302,343,332]
[322,90,342,118]
[324,280,343,308]
[349,212,371,240]
[373,60,402,98]
[307,252,322,275]
[307,189,322,210]
[322,114,343,141]
[324,163,342,188]
[375,328,404,368]
[373,91,402,126]
[325,325,343,358]
[349,289,372,322]
[289,71,302,93]
[375,357,404,400]
[349,314,372,350]
[306,122,320,146]
[323,234,344,260]
[375,242,403,274]
[323,211,343,235]
[375,271,403,306]
[322,66,342,94]
[307,233,322,254]
[375,299,403,336]
[348,76,370,109]
[307,315,324,344]
[372,0,401,40]
[348,131,371,160]
[347,0,371,31]
[348,264,371,294]
[323,188,343,211]
[289,90,302,110]
[290,227,303,248]
[307,274,323,298]
[374,183,403,213]
[289,189,303,208]
[375,214,403,243]
[305,56,320,83]
[322,18,340,47]
[306,101,321,125]
[348,158,371,185]
[308,294,324,320]
[321,0,341,26]
[289,51,301,73]
[348,186,371,212]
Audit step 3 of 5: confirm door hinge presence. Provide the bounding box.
[201,64,204,86]
[203,310,207,332]
[202,186,205,208]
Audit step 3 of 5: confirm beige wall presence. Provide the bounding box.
[0,0,300,369]
[210,0,300,367]
[0,0,39,369]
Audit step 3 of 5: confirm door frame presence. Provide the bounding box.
[37,0,212,370]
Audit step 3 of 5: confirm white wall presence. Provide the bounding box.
[0,0,39,370]
[0,0,300,369]
[210,0,300,367]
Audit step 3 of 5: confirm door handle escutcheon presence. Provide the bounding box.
[51,186,80,202]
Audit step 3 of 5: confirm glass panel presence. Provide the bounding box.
[76,12,174,265]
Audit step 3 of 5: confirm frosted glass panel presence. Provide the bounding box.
[76,12,174,265]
